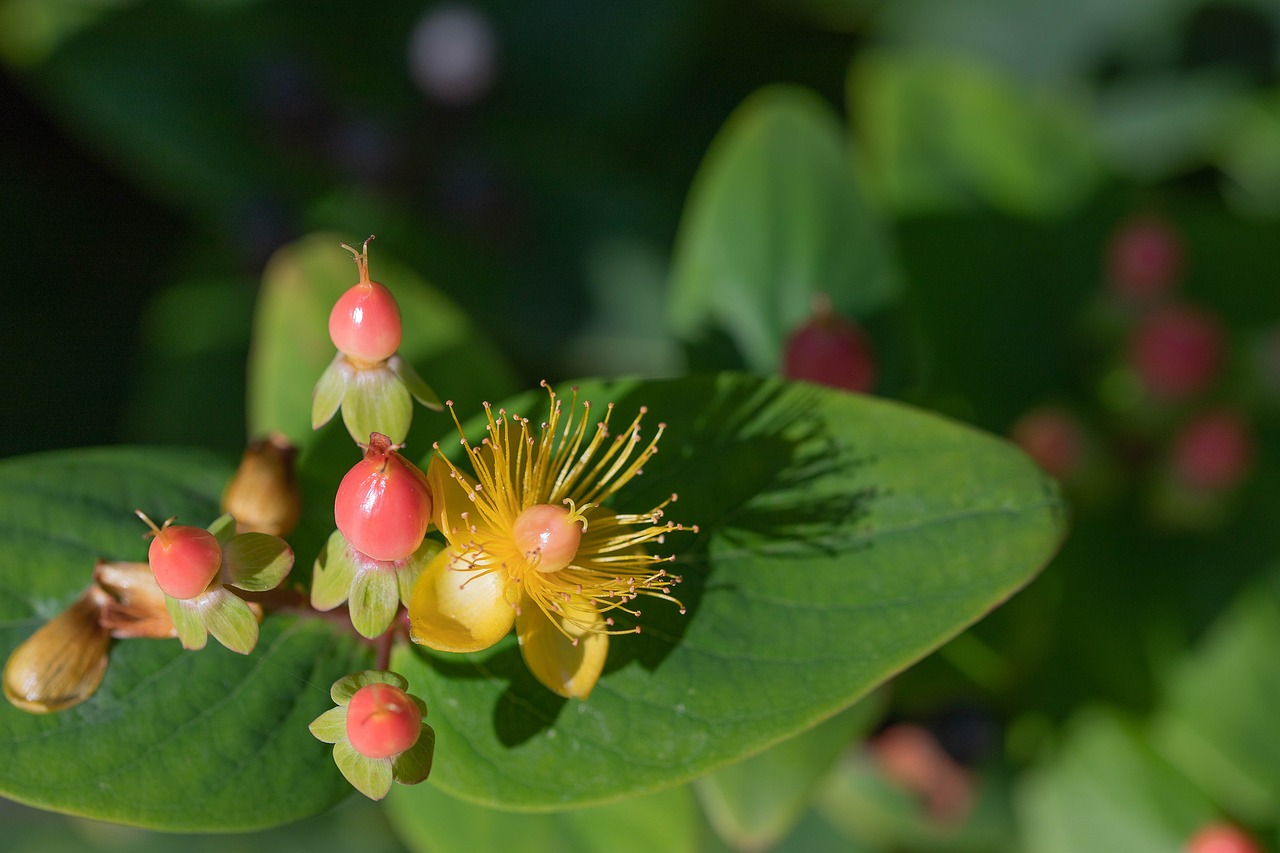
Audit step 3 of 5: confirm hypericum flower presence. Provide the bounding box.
[308,670,435,801]
[409,382,694,699]
[136,512,294,655]
[311,237,442,444]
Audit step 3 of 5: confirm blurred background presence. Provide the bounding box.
[6,0,1280,850]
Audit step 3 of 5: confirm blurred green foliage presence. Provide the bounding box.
[6,0,1280,850]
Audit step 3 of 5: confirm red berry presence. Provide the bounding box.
[1010,406,1085,480]
[1128,304,1224,402]
[345,682,422,759]
[334,433,433,562]
[328,237,402,364]
[1171,409,1254,491]
[1107,215,1184,303]
[1186,822,1262,853]
[142,517,222,600]
[783,296,876,393]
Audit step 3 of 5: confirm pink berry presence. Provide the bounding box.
[512,503,584,573]
[142,517,222,600]
[345,683,422,759]
[334,433,433,562]
[1128,304,1224,402]
[1171,409,1254,492]
[1010,406,1084,481]
[328,237,402,364]
[1106,215,1183,303]
[1186,822,1262,853]
[783,296,876,393]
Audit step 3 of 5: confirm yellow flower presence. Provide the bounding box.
[409,383,693,699]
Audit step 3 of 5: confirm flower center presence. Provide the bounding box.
[511,503,583,574]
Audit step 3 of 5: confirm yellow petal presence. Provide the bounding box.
[4,588,111,713]
[516,596,608,700]
[409,548,513,653]
[427,453,495,546]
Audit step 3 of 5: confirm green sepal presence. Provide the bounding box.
[308,706,347,744]
[333,739,394,801]
[396,538,443,607]
[330,669,409,705]
[165,596,208,651]
[349,565,401,639]
[206,513,237,546]
[202,588,260,655]
[389,355,443,411]
[311,353,351,431]
[311,530,358,611]
[223,532,294,592]
[341,364,412,445]
[392,724,436,786]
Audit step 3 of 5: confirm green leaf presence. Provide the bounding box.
[249,232,518,451]
[342,364,413,446]
[396,373,1064,809]
[330,670,409,705]
[222,532,294,592]
[348,566,401,640]
[309,706,347,744]
[390,356,443,411]
[0,447,371,830]
[1016,709,1216,853]
[667,85,899,372]
[333,739,393,801]
[386,780,700,853]
[166,596,209,651]
[1150,569,1280,822]
[392,726,436,786]
[200,588,260,655]
[848,52,1100,218]
[205,513,237,547]
[311,355,350,432]
[695,695,886,851]
[312,530,358,612]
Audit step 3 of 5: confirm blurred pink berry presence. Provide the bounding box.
[1010,406,1084,480]
[1171,409,1254,492]
[1128,304,1224,402]
[1107,215,1183,303]
[1185,822,1263,853]
[783,296,876,393]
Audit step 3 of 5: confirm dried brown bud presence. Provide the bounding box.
[95,560,176,639]
[222,432,301,536]
[4,588,111,713]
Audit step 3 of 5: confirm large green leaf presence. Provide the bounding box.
[0,447,370,830]
[396,372,1065,809]
[849,52,1100,218]
[1016,709,1217,853]
[695,696,886,851]
[667,86,899,373]
[386,781,699,853]
[1150,567,1280,823]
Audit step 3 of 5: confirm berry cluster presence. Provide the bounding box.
[1010,214,1258,529]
